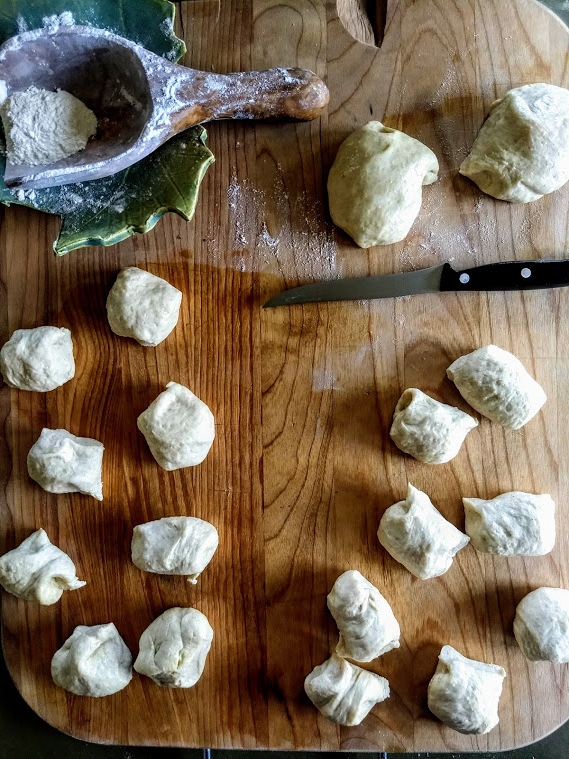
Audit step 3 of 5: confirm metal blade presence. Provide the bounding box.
[263,264,446,307]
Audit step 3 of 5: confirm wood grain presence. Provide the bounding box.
[2,0,569,750]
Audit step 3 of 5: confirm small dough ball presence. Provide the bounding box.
[134,607,213,688]
[390,388,478,464]
[378,484,469,579]
[132,516,218,583]
[514,587,569,662]
[459,83,569,203]
[427,645,506,734]
[0,326,74,392]
[327,569,400,662]
[51,623,133,697]
[106,267,182,347]
[137,382,215,470]
[447,345,546,429]
[304,653,389,726]
[0,528,85,605]
[28,428,104,500]
[463,492,555,556]
[327,121,439,247]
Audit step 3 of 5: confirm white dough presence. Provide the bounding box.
[378,484,470,579]
[106,267,182,347]
[0,326,74,392]
[327,570,400,662]
[463,492,555,556]
[390,388,478,464]
[131,516,218,583]
[327,121,439,247]
[0,529,85,605]
[137,382,215,471]
[459,83,569,203]
[51,623,133,697]
[1,86,97,166]
[28,428,104,500]
[447,345,546,430]
[427,645,506,734]
[134,607,213,688]
[304,653,390,726]
[514,587,569,662]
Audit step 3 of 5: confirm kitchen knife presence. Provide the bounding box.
[263,260,569,307]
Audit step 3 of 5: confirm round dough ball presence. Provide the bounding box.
[27,428,104,500]
[0,326,74,392]
[327,121,439,248]
[134,607,213,688]
[131,516,218,583]
[447,344,546,429]
[106,267,182,347]
[137,382,215,470]
[390,388,478,464]
[459,83,569,203]
[514,587,569,662]
[51,623,133,697]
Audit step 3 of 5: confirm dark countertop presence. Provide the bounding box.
[2,2,569,757]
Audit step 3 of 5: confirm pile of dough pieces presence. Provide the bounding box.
[0,267,220,696]
[327,83,569,248]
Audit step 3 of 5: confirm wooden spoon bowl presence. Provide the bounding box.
[0,25,329,190]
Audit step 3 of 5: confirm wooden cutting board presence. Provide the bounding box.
[2,0,569,751]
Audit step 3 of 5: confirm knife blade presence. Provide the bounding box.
[263,260,569,307]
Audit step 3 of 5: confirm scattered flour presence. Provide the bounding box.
[1,87,97,166]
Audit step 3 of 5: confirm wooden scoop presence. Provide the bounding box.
[0,25,329,190]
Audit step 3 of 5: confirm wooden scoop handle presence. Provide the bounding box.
[171,67,329,132]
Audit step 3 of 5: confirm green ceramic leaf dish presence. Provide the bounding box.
[0,0,215,255]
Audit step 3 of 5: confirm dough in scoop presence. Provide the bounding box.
[28,428,104,500]
[0,529,85,605]
[304,653,390,726]
[390,388,477,464]
[327,121,438,247]
[463,491,555,556]
[514,587,569,662]
[0,326,74,392]
[106,267,182,347]
[137,382,215,470]
[447,345,546,429]
[459,83,569,203]
[378,484,469,579]
[427,645,506,734]
[134,607,213,688]
[51,623,133,697]
[132,516,218,583]
[327,570,400,662]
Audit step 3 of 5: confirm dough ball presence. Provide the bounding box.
[304,653,389,726]
[390,388,477,464]
[514,587,569,662]
[447,344,546,429]
[459,83,569,203]
[463,492,555,556]
[28,428,104,500]
[0,528,85,605]
[1,86,97,166]
[106,267,182,347]
[327,121,438,247]
[51,623,133,697]
[427,645,506,734]
[0,326,74,392]
[378,484,469,579]
[137,382,215,470]
[134,607,213,688]
[132,516,218,583]
[327,569,400,661]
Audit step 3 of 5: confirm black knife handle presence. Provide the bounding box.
[440,260,569,292]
